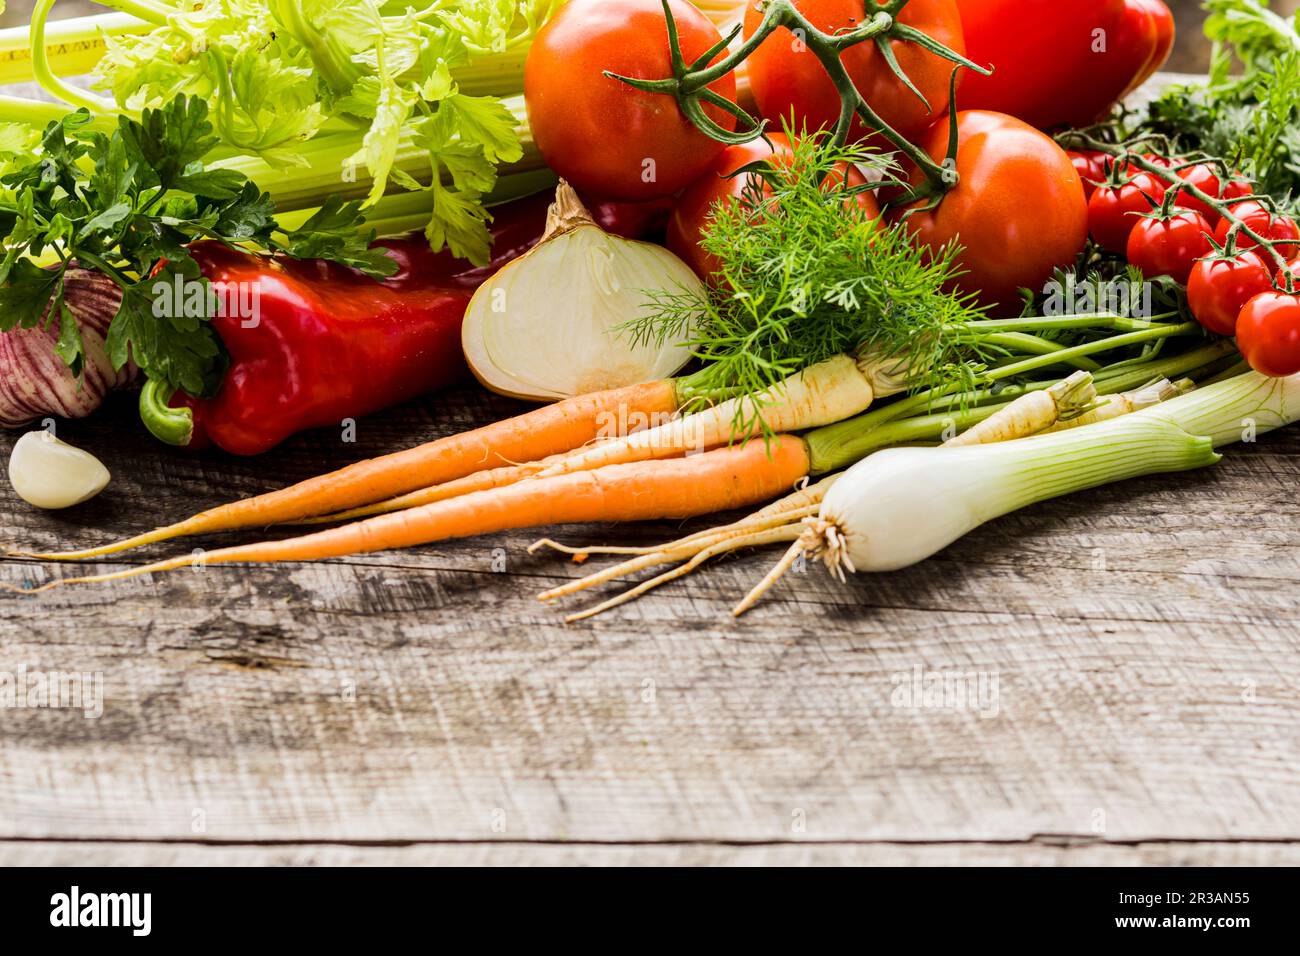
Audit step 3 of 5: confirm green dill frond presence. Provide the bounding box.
[623,131,993,434]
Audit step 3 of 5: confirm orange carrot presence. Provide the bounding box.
[19,378,682,561]
[13,436,813,593]
[308,353,876,526]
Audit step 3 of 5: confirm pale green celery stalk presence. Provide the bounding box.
[274,168,559,237]
[0,12,148,86]
[216,95,542,213]
[0,93,118,132]
[816,369,1300,575]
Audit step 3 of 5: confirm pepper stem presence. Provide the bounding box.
[138,379,194,447]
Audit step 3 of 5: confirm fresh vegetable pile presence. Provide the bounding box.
[8,0,1300,623]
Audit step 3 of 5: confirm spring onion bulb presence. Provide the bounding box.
[461,182,700,401]
[737,371,1300,614]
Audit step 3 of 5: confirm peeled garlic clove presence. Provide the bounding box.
[8,431,111,510]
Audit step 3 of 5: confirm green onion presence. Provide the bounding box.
[809,370,1300,577]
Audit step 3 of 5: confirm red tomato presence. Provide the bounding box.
[1278,259,1300,288]
[892,110,1088,312]
[1236,292,1300,377]
[1222,178,1253,203]
[1213,201,1300,260]
[744,0,966,146]
[1069,150,1115,199]
[1126,210,1214,285]
[1186,251,1273,337]
[1087,172,1167,254]
[1170,162,1223,224]
[667,134,881,279]
[524,0,737,201]
[957,0,1172,129]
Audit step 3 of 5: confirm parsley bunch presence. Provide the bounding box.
[0,96,392,397]
[1140,0,1300,199]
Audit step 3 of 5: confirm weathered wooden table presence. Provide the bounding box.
[2,70,1299,866]
[3,377,1299,866]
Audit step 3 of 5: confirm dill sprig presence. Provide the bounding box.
[624,134,994,434]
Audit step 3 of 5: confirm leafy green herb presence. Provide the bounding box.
[0,95,393,396]
[1139,0,1300,198]
[625,136,992,433]
[89,0,554,264]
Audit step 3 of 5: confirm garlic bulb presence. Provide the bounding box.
[0,269,135,428]
[8,430,111,510]
[462,183,699,401]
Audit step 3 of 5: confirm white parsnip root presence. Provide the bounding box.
[1040,377,1189,433]
[943,371,1096,447]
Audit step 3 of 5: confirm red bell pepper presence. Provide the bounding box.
[956,0,1175,130]
[140,191,674,456]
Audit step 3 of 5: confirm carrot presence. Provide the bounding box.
[12,436,813,593]
[293,353,875,528]
[529,354,875,480]
[18,378,682,561]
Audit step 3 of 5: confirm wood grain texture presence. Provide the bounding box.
[1,74,1297,864]
[1,383,1298,857]
[3,841,1299,867]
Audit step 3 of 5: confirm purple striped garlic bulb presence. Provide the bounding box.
[0,269,135,428]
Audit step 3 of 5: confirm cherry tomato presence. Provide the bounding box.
[1236,292,1300,377]
[1278,259,1300,288]
[524,0,737,201]
[1212,201,1300,261]
[892,110,1088,312]
[1087,172,1167,254]
[667,134,881,279]
[1221,177,1253,203]
[1186,251,1273,337]
[1068,150,1117,199]
[1126,210,1214,285]
[744,0,965,146]
[1170,162,1223,225]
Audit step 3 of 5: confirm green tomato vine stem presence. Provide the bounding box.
[610,0,989,204]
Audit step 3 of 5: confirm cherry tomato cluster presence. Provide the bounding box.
[1069,149,1300,377]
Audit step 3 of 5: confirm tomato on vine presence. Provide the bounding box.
[1236,293,1300,378]
[1186,251,1273,337]
[1213,201,1300,261]
[1087,171,1167,254]
[892,110,1088,312]
[1169,162,1224,225]
[1126,210,1214,285]
[524,0,738,201]
[744,0,967,147]
[667,133,881,279]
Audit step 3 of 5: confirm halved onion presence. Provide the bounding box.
[462,183,700,401]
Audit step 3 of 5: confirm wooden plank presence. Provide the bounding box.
[2,840,1299,867]
[1,388,1298,847]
